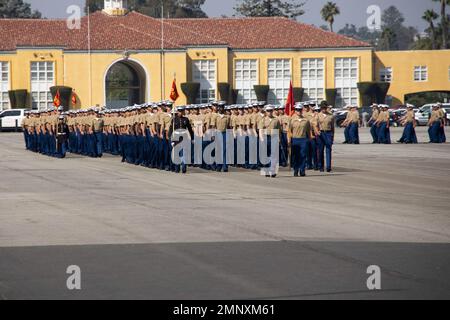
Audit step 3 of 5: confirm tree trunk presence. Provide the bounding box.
[431,23,436,49]
[442,0,447,49]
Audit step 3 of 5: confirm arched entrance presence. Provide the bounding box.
[105,60,146,108]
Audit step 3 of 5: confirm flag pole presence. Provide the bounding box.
[287,80,293,169]
[161,1,165,101]
[88,4,92,107]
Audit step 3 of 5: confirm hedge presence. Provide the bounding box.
[181,82,200,105]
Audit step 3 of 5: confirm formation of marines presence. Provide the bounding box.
[21,100,447,176]
[21,100,336,177]
[366,102,446,144]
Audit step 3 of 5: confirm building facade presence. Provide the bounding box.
[0,1,449,111]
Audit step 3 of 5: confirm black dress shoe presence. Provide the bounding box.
[300,172,306,177]
[294,171,299,177]
[327,169,332,173]
[271,175,277,178]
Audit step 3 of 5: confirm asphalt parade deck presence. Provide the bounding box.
[0,127,449,299]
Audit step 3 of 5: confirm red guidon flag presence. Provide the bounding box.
[71,92,77,106]
[53,89,61,107]
[170,78,179,102]
[284,81,295,116]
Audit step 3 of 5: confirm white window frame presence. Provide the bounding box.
[380,67,393,83]
[334,57,359,107]
[31,61,54,110]
[414,66,428,82]
[105,0,124,9]
[301,58,325,102]
[192,59,216,104]
[235,59,258,104]
[0,61,10,111]
[268,59,291,105]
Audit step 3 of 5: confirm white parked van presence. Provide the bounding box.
[0,109,29,130]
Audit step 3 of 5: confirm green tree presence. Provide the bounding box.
[381,6,417,50]
[432,0,449,49]
[337,24,381,47]
[85,0,207,18]
[379,27,396,50]
[320,1,340,32]
[0,0,41,18]
[234,0,305,19]
[422,9,439,49]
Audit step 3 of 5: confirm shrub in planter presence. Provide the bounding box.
[181,82,200,104]
[218,83,231,103]
[8,90,17,108]
[357,82,391,106]
[12,90,28,109]
[253,85,270,102]
[376,82,391,104]
[50,86,73,111]
[231,89,239,104]
[293,87,304,102]
[357,82,376,107]
[325,89,337,107]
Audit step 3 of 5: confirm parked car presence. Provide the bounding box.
[415,103,450,126]
[444,107,450,126]
[333,107,395,127]
[0,109,28,131]
[333,109,348,127]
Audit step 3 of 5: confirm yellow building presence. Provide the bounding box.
[0,0,449,111]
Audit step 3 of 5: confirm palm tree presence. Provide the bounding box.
[423,9,439,49]
[380,28,396,50]
[321,2,340,33]
[432,0,449,48]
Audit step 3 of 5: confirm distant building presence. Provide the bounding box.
[0,0,449,110]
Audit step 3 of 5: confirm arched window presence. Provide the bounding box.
[105,61,144,109]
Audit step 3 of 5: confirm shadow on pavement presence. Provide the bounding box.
[1,241,449,300]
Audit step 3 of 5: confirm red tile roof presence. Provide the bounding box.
[0,11,370,51]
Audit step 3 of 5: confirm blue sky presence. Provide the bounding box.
[27,0,441,32]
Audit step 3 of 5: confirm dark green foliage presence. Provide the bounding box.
[405,91,450,107]
[180,82,200,104]
[234,0,305,19]
[0,0,41,18]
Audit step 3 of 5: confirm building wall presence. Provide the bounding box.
[1,47,449,110]
[64,51,187,107]
[374,50,450,105]
[230,49,373,103]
